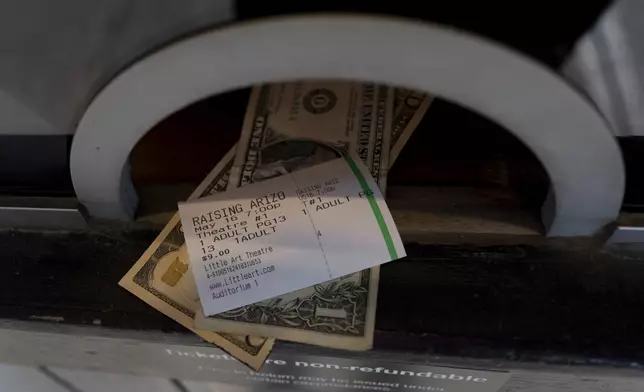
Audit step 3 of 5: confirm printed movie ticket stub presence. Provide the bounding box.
[178,157,405,316]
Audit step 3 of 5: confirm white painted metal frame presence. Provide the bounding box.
[70,15,625,236]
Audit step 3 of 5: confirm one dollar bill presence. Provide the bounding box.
[230,82,394,191]
[196,81,395,350]
[119,147,274,370]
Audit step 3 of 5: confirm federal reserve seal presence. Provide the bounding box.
[303,88,337,114]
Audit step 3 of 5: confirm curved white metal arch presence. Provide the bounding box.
[71,15,625,236]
